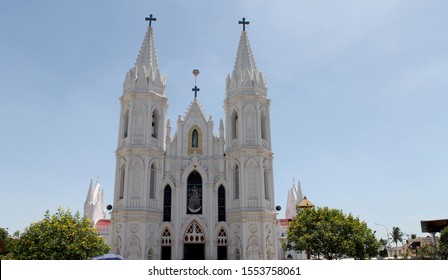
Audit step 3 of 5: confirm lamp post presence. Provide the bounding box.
[375,223,391,258]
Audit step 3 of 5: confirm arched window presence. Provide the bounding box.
[231,110,238,139]
[123,110,129,138]
[217,228,228,260]
[161,228,171,260]
[119,164,125,199]
[187,171,202,214]
[163,185,172,222]
[233,165,239,199]
[218,185,225,222]
[149,163,156,199]
[192,129,199,148]
[151,110,159,138]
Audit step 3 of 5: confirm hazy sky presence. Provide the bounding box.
[1,0,447,240]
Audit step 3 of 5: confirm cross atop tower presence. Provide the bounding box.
[145,14,157,27]
[238,17,250,31]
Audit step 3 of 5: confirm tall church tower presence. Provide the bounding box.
[110,17,168,259]
[224,19,277,259]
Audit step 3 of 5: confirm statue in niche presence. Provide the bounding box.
[192,129,199,148]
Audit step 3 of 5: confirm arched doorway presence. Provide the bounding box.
[183,221,205,260]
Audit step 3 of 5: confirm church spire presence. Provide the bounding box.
[226,18,267,97]
[124,15,166,95]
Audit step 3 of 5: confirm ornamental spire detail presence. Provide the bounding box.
[124,16,166,95]
[227,18,267,97]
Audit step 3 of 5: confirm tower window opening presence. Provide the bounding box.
[151,111,158,138]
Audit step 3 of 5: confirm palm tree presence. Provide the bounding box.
[391,227,404,247]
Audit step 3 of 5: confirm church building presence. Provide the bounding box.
[110,16,277,260]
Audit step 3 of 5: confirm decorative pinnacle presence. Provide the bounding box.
[145,14,157,27]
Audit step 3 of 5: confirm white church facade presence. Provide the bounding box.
[109,17,277,260]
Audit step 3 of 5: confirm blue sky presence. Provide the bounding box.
[1,0,447,241]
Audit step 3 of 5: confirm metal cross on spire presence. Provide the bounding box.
[145,14,157,27]
[192,69,200,99]
[238,17,250,31]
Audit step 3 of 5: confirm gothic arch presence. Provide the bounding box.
[214,224,231,244]
[131,156,145,167]
[216,226,228,260]
[181,164,207,183]
[183,219,206,244]
[160,225,173,260]
[181,216,207,243]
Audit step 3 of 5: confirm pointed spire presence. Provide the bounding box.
[227,20,267,97]
[135,26,159,74]
[233,31,258,76]
[124,18,166,95]
[86,179,94,203]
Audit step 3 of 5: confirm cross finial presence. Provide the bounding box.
[192,86,200,99]
[238,17,250,31]
[145,14,157,27]
[192,69,200,99]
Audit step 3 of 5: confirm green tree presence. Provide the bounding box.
[10,208,109,260]
[287,206,379,260]
[391,226,403,247]
[439,226,448,260]
[416,244,439,260]
[0,227,9,255]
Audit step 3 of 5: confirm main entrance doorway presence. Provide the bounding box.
[183,220,205,260]
[183,244,205,260]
